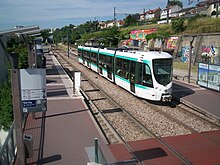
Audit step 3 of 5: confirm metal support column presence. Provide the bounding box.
[11,69,26,165]
[188,37,195,83]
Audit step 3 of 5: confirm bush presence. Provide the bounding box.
[171,18,185,34]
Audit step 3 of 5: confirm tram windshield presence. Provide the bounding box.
[153,59,173,86]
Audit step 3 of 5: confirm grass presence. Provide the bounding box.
[120,17,220,36]
[173,61,198,74]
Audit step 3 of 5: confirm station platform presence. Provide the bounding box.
[23,54,115,164]
[172,79,220,120]
[22,52,220,165]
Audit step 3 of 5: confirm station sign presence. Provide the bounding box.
[20,69,47,113]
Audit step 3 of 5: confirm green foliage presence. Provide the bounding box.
[145,31,170,41]
[0,80,13,131]
[169,0,183,8]
[80,27,120,47]
[7,40,29,69]
[124,14,138,27]
[171,18,185,34]
[41,29,51,43]
[53,14,220,49]
[53,21,98,44]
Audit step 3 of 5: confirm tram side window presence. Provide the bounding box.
[115,58,123,76]
[143,64,153,88]
[122,59,130,79]
[83,50,87,60]
[78,49,82,57]
[91,52,97,65]
[106,56,113,72]
[136,63,142,84]
[85,51,90,61]
[99,54,106,68]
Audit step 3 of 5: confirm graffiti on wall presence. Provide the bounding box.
[201,45,219,64]
[130,29,157,40]
[166,37,178,49]
[181,46,191,62]
[154,39,162,48]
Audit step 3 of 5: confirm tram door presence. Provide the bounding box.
[99,67,103,74]
[107,66,112,80]
[107,56,112,80]
[98,54,103,75]
[130,61,136,93]
[87,51,90,67]
[82,50,85,65]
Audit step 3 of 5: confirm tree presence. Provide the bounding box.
[7,41,29,69]
[169,0,183,8]
[124,14,138,27]
[41,29,51,43]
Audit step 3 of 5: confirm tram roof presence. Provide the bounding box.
[78,46,172,61]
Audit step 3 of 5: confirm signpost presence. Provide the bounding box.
[20,69,47,113]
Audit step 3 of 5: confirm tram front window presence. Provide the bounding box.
[153,59,173,86]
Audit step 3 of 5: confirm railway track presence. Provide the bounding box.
[51,47,220,165]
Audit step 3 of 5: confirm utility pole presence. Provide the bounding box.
[114,7,116,21]
[167,0,170,24]
[188,36,195,83]
[143,9,146,24]
[68,33,70,58]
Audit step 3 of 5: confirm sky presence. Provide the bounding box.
[0,0,198,31]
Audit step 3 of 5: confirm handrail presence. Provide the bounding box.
[0,123,16,165]
[0,113,28,165]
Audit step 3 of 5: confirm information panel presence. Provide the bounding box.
[20,69,47,112]
[198,63,220,92]
[198,63,208,87]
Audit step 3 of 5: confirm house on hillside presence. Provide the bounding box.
[139,8,161,23]
[196,0,220,17]
[159,5,182,23]
[98,21,107,29]
[98,20,125,29]
[176,7,197,18]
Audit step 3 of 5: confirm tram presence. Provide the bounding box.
[78,46,173,102]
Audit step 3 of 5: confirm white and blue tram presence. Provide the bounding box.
[78,46,173,102]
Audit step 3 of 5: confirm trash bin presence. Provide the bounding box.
[23,134,33,158]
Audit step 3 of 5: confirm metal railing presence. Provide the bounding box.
[0,123,16,165]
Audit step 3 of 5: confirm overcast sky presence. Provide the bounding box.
[0,0,197,30]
